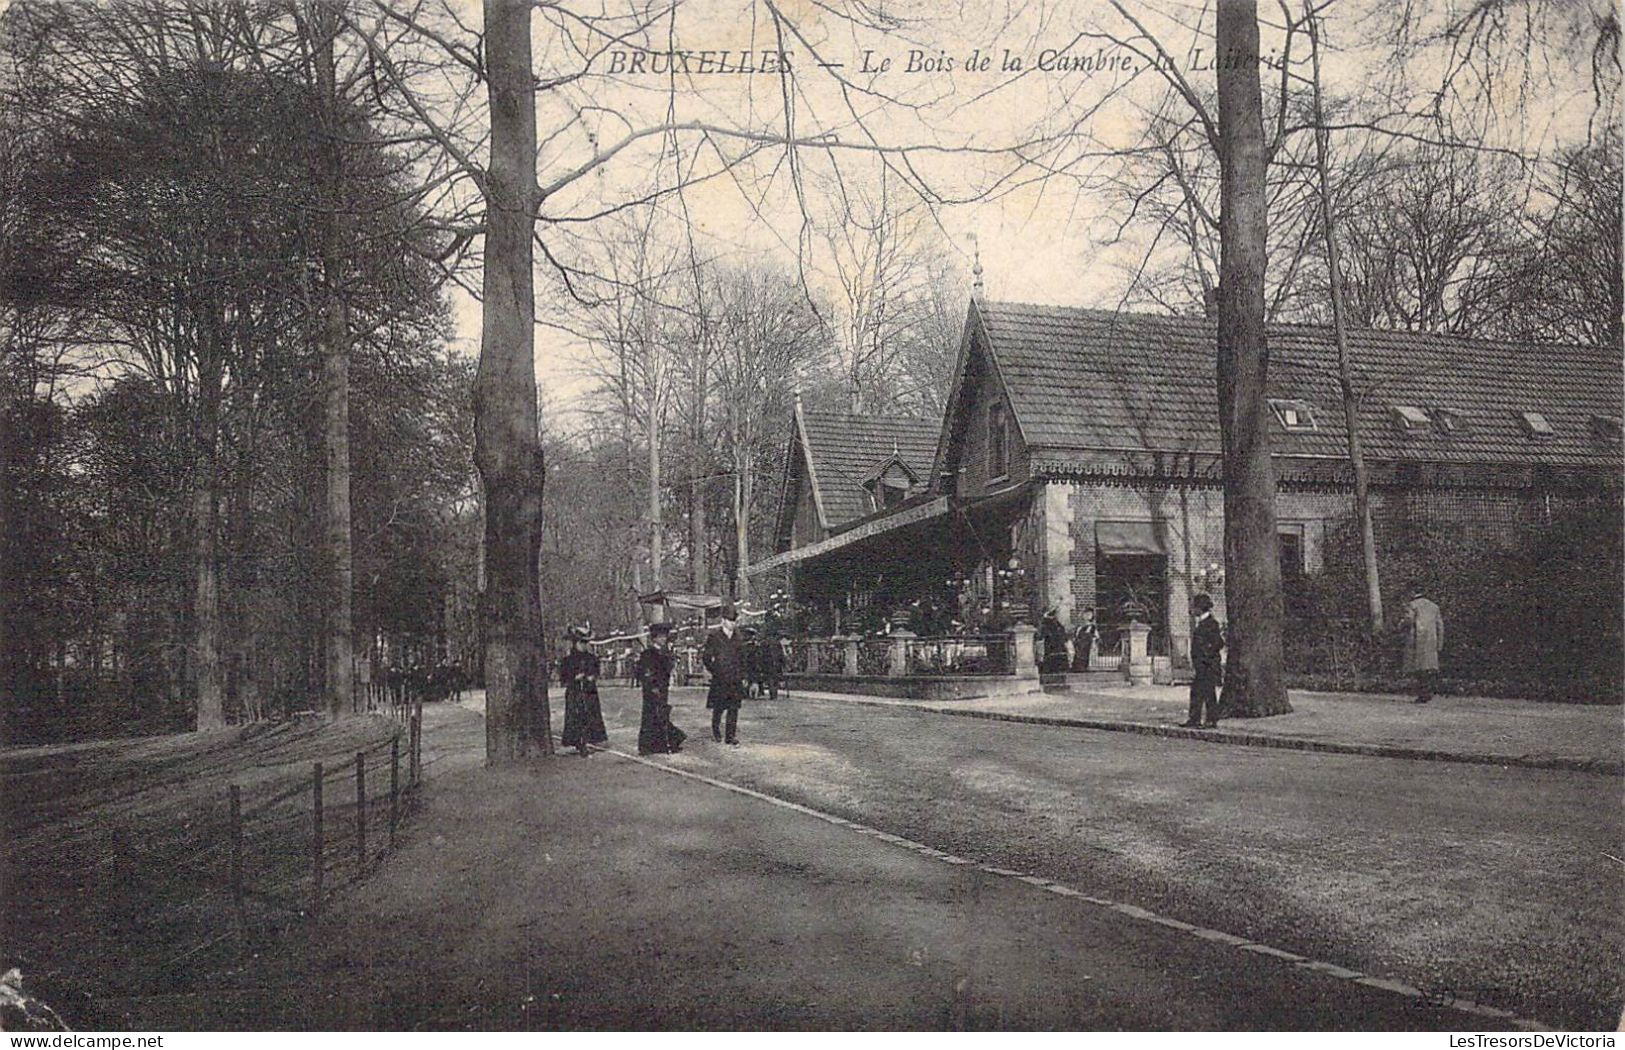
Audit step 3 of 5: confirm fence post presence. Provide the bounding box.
[390,735,400,847]
[410,713,422,786]
[311,762,324,919]
[229,784,245,942]
[354,750,366,880]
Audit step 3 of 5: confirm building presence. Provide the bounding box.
[750,297,1623,667]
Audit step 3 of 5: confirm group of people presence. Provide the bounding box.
[557,587,1448,756]
[554,601,779,758]
[1038,586,1445,729]
[1038,607,1102,674]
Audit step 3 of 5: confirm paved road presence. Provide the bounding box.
[589,685,1621,1030]
[165,688,1618,1031]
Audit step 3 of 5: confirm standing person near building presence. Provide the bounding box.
[1402,586,1445,704]
[635,622,686,755]
[559,627,608,756]
[703,603,747,745]
[1071,607,1099,672]
[1182,594,1225,729]
[1039,607,1071,674]
[759,630,786,700]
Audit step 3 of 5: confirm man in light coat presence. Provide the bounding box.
[1402,587,1444,704]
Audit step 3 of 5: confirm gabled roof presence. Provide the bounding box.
[968,299,1623,472]
[792,408,941,529]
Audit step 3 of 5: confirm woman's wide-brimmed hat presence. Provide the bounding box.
[565,625,591,641]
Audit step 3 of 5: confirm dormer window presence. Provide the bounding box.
[1433,408,1464,434]
[1269,398,1317,432]
[1391,404,1430,432]
[1518,411,1555,438]
[867,477,909,510]
[1591,415,1622,444]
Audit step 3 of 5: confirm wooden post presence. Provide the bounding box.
[410,713,421,786]
[389,736,400,847]
[229,784,245,941]
[354,750,366,879]
[311,762,324,918]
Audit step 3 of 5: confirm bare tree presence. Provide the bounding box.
[475,0,549,762]
[1305,4,1382,635]
[1213,0,1290,715]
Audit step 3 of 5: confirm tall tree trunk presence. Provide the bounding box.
[1307,10,1383,635]
[689,472,708,593]
[688,358,709,593]
[192,385,226,730]
[648,408,664,621]
[733,450,752,600]
[1214,0,1290,716]
[312,1,354,717]
[478,0,550,763]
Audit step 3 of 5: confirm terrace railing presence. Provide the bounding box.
[905,635,1014,676]
[782,628,1037,680]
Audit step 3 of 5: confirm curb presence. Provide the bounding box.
[795,693,1623,776]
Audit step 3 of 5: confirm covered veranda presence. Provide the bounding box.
[749,485,1039,641]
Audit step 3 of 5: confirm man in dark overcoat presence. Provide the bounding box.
[1182,593,1225,728]
[703,602,747,745]
[760,632,786,700]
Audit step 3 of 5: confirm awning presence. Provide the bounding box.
[746,496,950,575]
[1095,520,1167,556]
[637,590,726,611]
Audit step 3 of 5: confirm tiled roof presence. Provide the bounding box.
[799,410,942,527]
[976,300,1623,471]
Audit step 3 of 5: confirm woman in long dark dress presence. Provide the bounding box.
[634,622,686,755]
[559,627,608,756]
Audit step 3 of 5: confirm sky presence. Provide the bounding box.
[430,0,1614,422]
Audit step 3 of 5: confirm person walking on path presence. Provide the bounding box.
[1071,607,1099,672]
[1039,608,1071,675]
[634,622,686,755]
[1402,587,1445,704]
[703,603,747,745]
[559,627,608,756]
[1182,594,1225,729]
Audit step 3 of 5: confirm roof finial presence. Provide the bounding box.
[970,233,984,299]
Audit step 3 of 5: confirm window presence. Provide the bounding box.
[869,478,908,510]
[987,402,1009,478]
[1391,404,1430,432]
[1268,398,1317,432]
[1433,408,1464,434]
[1517,410,1555,438]
[1591,415,1622,444]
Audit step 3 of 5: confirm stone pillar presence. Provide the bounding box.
[887,630,915,677]
[1009,623,1039,680]
[841,634,860,677]
[1124,620,1153,685]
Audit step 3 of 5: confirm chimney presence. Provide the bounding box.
[1202,284,1220,318]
